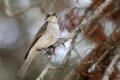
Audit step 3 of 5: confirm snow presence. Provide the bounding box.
[59,29,70,38]
[102,19,116,37]
[51,29,95,63]
[51,0,94,63]
[51,29,72,63]
[51,40,72,63]
[70,0,92,8]
[71,34,95,58]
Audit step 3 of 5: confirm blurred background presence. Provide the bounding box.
[0,0,119,80]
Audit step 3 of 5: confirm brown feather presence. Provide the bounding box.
[24,21,48,59]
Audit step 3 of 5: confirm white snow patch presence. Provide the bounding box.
[116,61,120,71]
[51,29,72,63]
[51,30,95,63]
[70,0,92,8]
[59,29,70,38]
[70,34,95,60]
[102,20,116,36]
[51,39,72,63]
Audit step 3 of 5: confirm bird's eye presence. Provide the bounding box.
[53,13,56,16]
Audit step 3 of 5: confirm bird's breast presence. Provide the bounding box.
[46,22,59,43]
[34,22,59,49]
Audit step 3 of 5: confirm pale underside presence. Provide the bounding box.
[27,21,59,59]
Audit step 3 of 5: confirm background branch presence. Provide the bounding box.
[102,47,120,80]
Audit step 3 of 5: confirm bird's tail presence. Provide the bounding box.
[18,50,38,79]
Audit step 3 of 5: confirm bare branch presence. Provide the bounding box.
[36,56,52,80]
[52,0,114,49]
[64,69,77,80]
[48,34,78,71]
[62,34,78,65]
[102,51,120,80]
[86,0,113,24]
[88,46,115,73]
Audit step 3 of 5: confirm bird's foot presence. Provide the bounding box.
[44,45,55,55]
[44,48,53,55]
[48,45,55,51]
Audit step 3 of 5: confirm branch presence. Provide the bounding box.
[48,34,78,71]
[64,69,77,80]
[86,0,113,24]
[45,0,114,76]
[101,51,120,80]
[88,23,120,73]
[52,0,114,49]
[61,34,78,65]
[36,56,52,80]
[88,45,115,73]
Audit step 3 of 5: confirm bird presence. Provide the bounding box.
[18,13,59,79]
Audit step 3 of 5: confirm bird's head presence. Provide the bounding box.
[45,13,57,22]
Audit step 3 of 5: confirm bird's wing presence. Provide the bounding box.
[24,21,48,59]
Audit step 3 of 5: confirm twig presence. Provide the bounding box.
[86,0,113,25]
[88,46,115,73]
[36,64,51,80]
[48,66,64,70]
[45,0,114,73]
[64,69,77,80]
[88,25,120,73]
[36,56,52,80]
[52,0,114,49]
[74,23,100,46]
[74,48,81,59]
[75,2,119,46]
[101,50,120,80]
[48,34,78,71]
[62,34,78,65]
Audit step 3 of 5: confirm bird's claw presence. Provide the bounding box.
[48,45,55,51]
[44,48,53,55]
